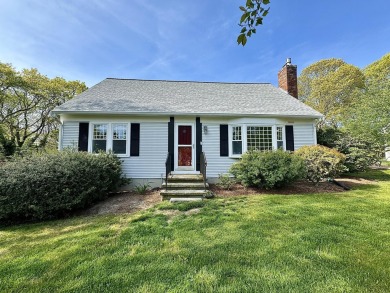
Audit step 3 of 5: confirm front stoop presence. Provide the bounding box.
[160,174,208,200]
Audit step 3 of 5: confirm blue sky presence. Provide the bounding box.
[1,0,389,87]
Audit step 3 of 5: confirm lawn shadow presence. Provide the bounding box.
[343,169,390,182]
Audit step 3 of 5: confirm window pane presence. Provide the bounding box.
[93,124,107,139]
[233,141,242,154]
[113,124,127,140]
[113,140,126,154]
[92,140,106,153]
[232,126,241,140]
[277,127,283,141]
[277,141,283,149]
[178,126,192,145]
[92,124,107,153]
[247,126,273,151]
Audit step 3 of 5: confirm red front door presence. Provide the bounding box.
[177,125,193,170]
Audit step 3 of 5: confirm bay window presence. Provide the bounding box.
[276,126,284,149]
[247,126,273,151]
[229,124,285,156]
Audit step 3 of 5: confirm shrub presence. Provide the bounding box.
[317,127,382,172]
[0,151,127,222]
[295,145,346,183]
[230,150,306,189]
[216,174,236,190]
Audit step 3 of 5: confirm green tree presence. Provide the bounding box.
[344,53,390,149]
[0,62,87,155]
[237,0,270,46]
[298,59,365,128]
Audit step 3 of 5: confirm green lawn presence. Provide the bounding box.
[1,171,390,293]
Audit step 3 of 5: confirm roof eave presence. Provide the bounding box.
[51,110,323,119]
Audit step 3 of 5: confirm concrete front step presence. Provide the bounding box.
[167,174,204,182]
[161,182,209,189]
[170,197,203,203]
[161,189,208,200]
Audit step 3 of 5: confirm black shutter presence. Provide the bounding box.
[220,124,229,157]
[78,123,89,151]
[130,123,140,156]
[196,117,202,171]
[168,117,174,169]
[286,125,295,151]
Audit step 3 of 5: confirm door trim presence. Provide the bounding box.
[174,123,195,171]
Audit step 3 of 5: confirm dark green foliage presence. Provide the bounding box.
[317,127,382,172]
[0,127,16,159]
[0,151,127,221]
[295,145,347,183]
[317,126,342,148]
[230,150,306,189]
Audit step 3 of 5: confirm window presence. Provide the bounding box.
[92,124,108,153]
[91,123,130,156]
[277,126,284,149]
[247,126,273,151]
[232,126,242,155]
[112,123,127,154]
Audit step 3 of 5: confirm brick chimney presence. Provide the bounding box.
[278,58,298,98]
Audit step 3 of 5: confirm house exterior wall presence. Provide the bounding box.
[61,121,79,149]
[202,124,237,178]
[120,122,167,181]
[294,124,317,150]
[201,118,317,180]
[59,115,317,187]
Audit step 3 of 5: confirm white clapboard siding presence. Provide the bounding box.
[62,121,79,149]
[294,124,315,150]
[121,123,167,179]
[202,124,237,178]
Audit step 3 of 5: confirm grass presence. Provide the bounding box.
[381,159,390,167]
[1,170,390,292]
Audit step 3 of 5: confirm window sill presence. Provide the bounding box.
[229,155,242,159]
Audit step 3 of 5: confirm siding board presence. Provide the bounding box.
[121,123,167,178]
[203,124,236,178]
[62,121,79,149]
[294,124,315,150]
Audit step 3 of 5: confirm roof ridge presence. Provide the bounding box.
[105,78,271,85]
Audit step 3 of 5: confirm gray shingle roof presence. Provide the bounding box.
[53,78,322,118]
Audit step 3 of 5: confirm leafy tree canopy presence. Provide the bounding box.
[0,62,87,155]
[298,58,365,128]
[364,53,390,86]
[344,53,390,147]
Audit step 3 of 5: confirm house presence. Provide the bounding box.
[52,59,322,188]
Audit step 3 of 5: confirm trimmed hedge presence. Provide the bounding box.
[295,145,346,183]
[230,150,306,189]
[0,151,126,222]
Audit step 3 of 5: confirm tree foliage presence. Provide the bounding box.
[344,54,390,148]
[237,0,270,46]
[0,62,87,155]
[298,59,365,128]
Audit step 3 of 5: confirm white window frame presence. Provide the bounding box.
[89,122,130,157]
[229,124,286,158]
[229,125,244,158]
[276,125,285,150]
